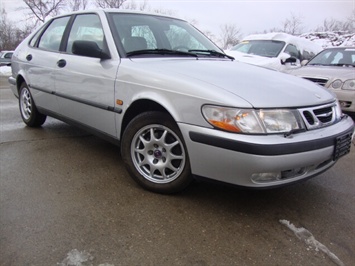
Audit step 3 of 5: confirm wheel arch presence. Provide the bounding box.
[15,74,26,95]
[121,99,177,139]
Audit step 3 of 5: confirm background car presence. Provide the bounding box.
[288,47,355,116]
[8,10,354,194]
[0,50,14,66]
[225,32,322,72]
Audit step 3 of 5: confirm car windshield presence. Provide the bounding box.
[230,40,286,58]
[108,13,225,58]
[307,48,355,67]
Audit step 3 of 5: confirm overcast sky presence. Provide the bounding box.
[1,0,354,37]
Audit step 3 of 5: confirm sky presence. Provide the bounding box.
[1,0,354,38]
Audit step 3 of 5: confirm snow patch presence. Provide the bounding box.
[280,219,344,266]
[57,249,114,266]
[300,32,355,48]
[57,249,94,266]
[0,66,12,76]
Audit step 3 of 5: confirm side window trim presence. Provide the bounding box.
[64,13,110,58]
[34,16,71,52]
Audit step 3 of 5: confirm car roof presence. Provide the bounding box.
[50,9,184,22]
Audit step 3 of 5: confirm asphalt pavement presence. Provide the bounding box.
[0,75,354,266]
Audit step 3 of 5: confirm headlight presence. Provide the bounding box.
[330,79,355,90]
[202,105,305,134]
[330,79,342,89]
[342,79,355,90]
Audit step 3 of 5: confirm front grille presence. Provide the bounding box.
[299,103,336,130]
[303,77,328,87]
[313,106,333,123]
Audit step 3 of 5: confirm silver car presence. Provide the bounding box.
[8,10,354,193]
[288,47,355,115]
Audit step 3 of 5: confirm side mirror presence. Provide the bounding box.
[280,52,297,65]
[72,40,110,59]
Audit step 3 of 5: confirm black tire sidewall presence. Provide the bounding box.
[121,111,192,194]
[19,82,46,127]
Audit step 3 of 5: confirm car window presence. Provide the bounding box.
[284,44,300,60]
[309,48,355,66]
[38,16,70,51]
[66,14,105,54]
[231,40,285,58]
[4,52,13,59]
[165,25,206,50]
[29,27,44,47]
[129,25,157,49]
[110,13,220,55]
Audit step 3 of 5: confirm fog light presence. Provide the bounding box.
[251,172,281,183]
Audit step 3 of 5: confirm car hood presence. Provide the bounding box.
[125,58,334,108]
[224,50,281,70]
[288,65,355,80]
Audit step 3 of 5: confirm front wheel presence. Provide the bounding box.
[19,82,46,127]
[121,112,192,194]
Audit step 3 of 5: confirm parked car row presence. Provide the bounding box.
[8,10,354,193]
[226,34,354,116]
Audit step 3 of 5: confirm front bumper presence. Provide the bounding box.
[179,115,354,188]
[332,89,355,113]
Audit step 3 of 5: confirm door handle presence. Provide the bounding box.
[26,54,32,61]
[57,59,66,68]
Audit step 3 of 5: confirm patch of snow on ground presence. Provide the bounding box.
[57,249,94,266]
[280,219,344,266]
[0,66,12,76]
[57,249,115,266]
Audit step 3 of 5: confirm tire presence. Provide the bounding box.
[19,82,47,127]
[121,111,192,194]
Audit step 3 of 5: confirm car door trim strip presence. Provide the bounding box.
[29,85,122,114]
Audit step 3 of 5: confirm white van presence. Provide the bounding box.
[225,32,322,72]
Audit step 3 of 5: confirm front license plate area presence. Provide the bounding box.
[333,133,352,160]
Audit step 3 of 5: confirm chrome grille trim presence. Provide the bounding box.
[298,103,337,130]
[302,77,329,87]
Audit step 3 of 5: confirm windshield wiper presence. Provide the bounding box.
[188,49,234,60]
[126,49,198,58]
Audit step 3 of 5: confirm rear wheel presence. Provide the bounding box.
[121,111,192,194]
[19,82,46,127]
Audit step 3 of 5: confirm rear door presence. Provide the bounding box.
[55,13,119,137]
[24,16,70,114]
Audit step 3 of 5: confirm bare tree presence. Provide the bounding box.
[219,23,241,50]
[314,14,354,33]
[95,0,128,8]
[23,0,67,25]
[347,9,355,32]
[124,0,149,11]
[68,0,88,11]
[280,12,304,35]
[0,8,32,50]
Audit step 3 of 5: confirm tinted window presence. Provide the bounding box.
[66,14,105,54]
[38,16,70,51]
